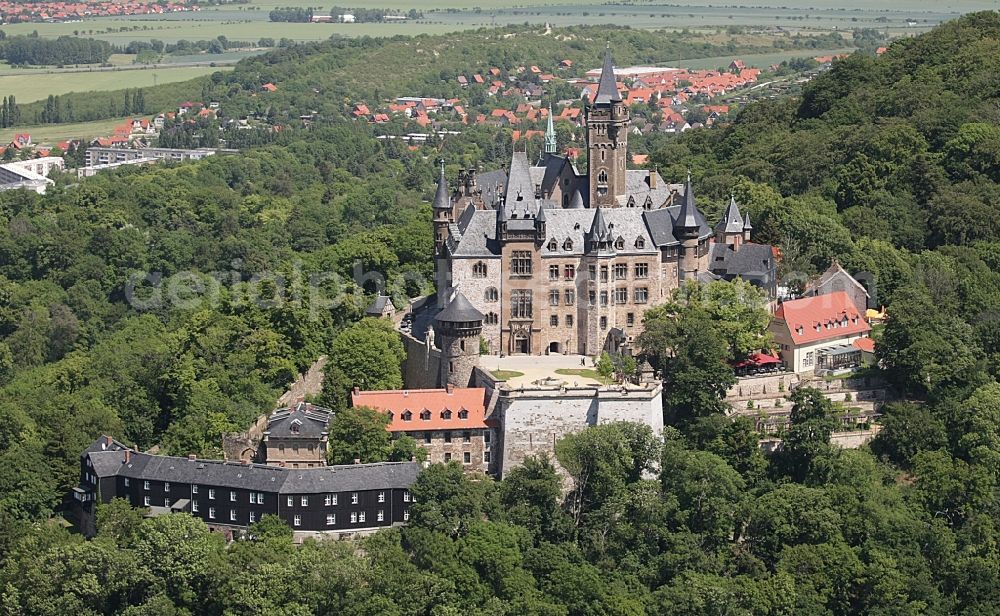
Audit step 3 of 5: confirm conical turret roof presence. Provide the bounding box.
[594,48,622,105]
[743,211,753,231]
[433,163,450,210]
[588,206,611,242]
[567,188,585,209]
[435,291,483,323]
[678,174,699,229]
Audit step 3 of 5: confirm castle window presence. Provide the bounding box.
[549,289,560,306]
[634,263,649,278]
[563,239,573,251]
[600,316,608,329]
[548,239,557,251]
[511,290,533,318]
[566,314,574,327]
[442,410,452,420]
[472,262,488,278]
[614,263,628,280]
[615,237,625,250]
[589,291,596,306]
[485,312,499,325]
[634,287,649,304]
[549,265,560,281]
[600,266,609,282]
[444,431,452,443]
[598,170,608,183]
[420,410,431,421]
[564,264,575,279]
[402,410,412,421]
[485,287,499,302]
[615,288,628,304]
[600,150,606,162]
[511,251,532,276]
[600,291,608,306]
[550,315,559,326]
[460,340,465,351]
[627,313,635,327]
[565,289,575,305]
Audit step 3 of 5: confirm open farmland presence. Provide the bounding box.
[1,0,995,46]
[0,117,134,144]
[0,65,232,103]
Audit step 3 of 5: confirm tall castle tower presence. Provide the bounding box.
[677,175,702,280]
[587,48,630,208]
[435,291,483,388]
[432,163,453,309]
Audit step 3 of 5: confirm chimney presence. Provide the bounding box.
[105,435,113,446]
[649,167,657,189]
[354,458,361,465]
[124,450,131,464]
[446,383,454,394]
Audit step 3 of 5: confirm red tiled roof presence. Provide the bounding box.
[852,337,875,353]
[351,388,488,431]
[773,291,870,345]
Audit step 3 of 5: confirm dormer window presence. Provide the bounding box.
[635,237,645,249]
[796,326,804,335]
[387,411,394,421]
[627,196,635,208]
[290,419,301,434]
[573,223,581,231]
[459,409,469,420]
[643,196,653,210]
[420,410,431,421]
[548,239,557,251]
[442,409,452,420]
[402,410,412,421]
[615,237,625,250]
[563,238,573,250]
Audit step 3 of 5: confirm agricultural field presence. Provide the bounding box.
[668,48,857,71]
[0,116,133,144]
[0,0,994,46]
[0,65,232,103]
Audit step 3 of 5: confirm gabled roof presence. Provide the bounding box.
[594,49,622,105]
[804,262,869,299]
[365,295,393,316]
[351,387,488,432]
[773,291,871,346]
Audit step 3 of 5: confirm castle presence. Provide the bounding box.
[427,49,776,373]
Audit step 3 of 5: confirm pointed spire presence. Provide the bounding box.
[536,204,547,223]
[594,47,622,105]
[544,105,557,154]
[743,211,753,230]
[718,194,744,234]
[678,173,699,229]
[567,187,585,209]
[588,206,610,242]
[433,161,450,210]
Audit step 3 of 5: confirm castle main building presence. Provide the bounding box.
[428,50,776,361]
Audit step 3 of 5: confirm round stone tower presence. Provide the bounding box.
[435,291,484,389]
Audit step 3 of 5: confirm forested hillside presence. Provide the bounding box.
[4,13,1000,615]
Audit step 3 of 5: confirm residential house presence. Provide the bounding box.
[803,261,870,313]
[769,291,872,373]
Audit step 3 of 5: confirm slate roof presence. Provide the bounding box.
[540,208,659,256]
[716,196,745,234]
[567,187,586,209]
[643,204,712,246]
[620,170,675,209]
[478,169,507,208]
[503,151,537,218]
[433,165,450,210]
[709,242,775,280]
[83,436,422,494]
[266,402,331,439]
[449,206,500,257]
[436,291,484,323]
[365,295,393,316]
[677,176,700,229]
[595,49,622,104]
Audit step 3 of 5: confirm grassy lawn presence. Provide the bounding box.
[491,370,524,381]
[554,368,605,381]
[0,65,232,103]
[0,117,135,144]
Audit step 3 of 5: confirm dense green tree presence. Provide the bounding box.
[327,405,392,465]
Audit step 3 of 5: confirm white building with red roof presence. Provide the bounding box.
[769,291,872,373]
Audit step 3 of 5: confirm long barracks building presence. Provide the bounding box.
[74,436,422,538]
